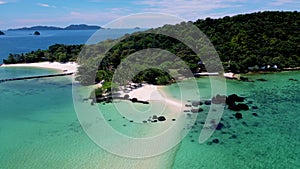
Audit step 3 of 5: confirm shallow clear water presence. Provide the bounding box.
[168,71,300,169]
[0,67,299,168]
[0,67,102,168]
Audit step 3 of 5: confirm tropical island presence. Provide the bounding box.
[3,11,300,90]
[7,24,102,31]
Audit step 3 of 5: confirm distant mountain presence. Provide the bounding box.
[64,24,101,30]
[8,26,62,31]
[8,24,102,31]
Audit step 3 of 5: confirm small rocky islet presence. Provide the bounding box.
[33,31,40,36]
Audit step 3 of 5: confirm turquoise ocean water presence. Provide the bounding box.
[0,67,299,168]
[168,72,300,169]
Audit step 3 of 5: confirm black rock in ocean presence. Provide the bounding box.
[216,123,224,130]
[236,103,249,110]
[33,31,40,35]
[212,139,219,144]
[235,112,243,119]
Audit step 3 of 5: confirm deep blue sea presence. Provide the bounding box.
[0,29,139,64]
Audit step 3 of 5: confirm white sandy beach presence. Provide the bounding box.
[127,84,184,108]
[1,61,79,74]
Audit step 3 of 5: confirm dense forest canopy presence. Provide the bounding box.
[3,11,300,86]
[3,44,82,64]
[195,11,300,71]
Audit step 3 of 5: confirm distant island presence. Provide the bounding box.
[33,31,40,35]
[8,24,102,31]
[0,31,4,35]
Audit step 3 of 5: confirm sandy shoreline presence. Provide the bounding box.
[125,84,184,115]
[1,61,79,74]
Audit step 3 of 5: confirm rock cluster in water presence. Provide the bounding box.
[226,94,249,111]
[183,93,260,146]
[143,115,168,123]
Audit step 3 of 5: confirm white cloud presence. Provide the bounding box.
[63,11,123,24]
[136,0,244,20]
[70,11,81,16]
[0,1,6,5]
[270,0,298,6]
[103,13,185,28]
[37,3,56,8]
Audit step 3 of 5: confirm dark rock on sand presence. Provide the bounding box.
[131,98,138,102]
[124,94,130,100]
[158,116,166,121]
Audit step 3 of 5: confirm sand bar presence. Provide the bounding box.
[1,61,79,74]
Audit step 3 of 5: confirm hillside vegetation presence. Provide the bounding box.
[3,11,300,86]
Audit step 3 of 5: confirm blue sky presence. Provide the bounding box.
[0,0,299,29]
